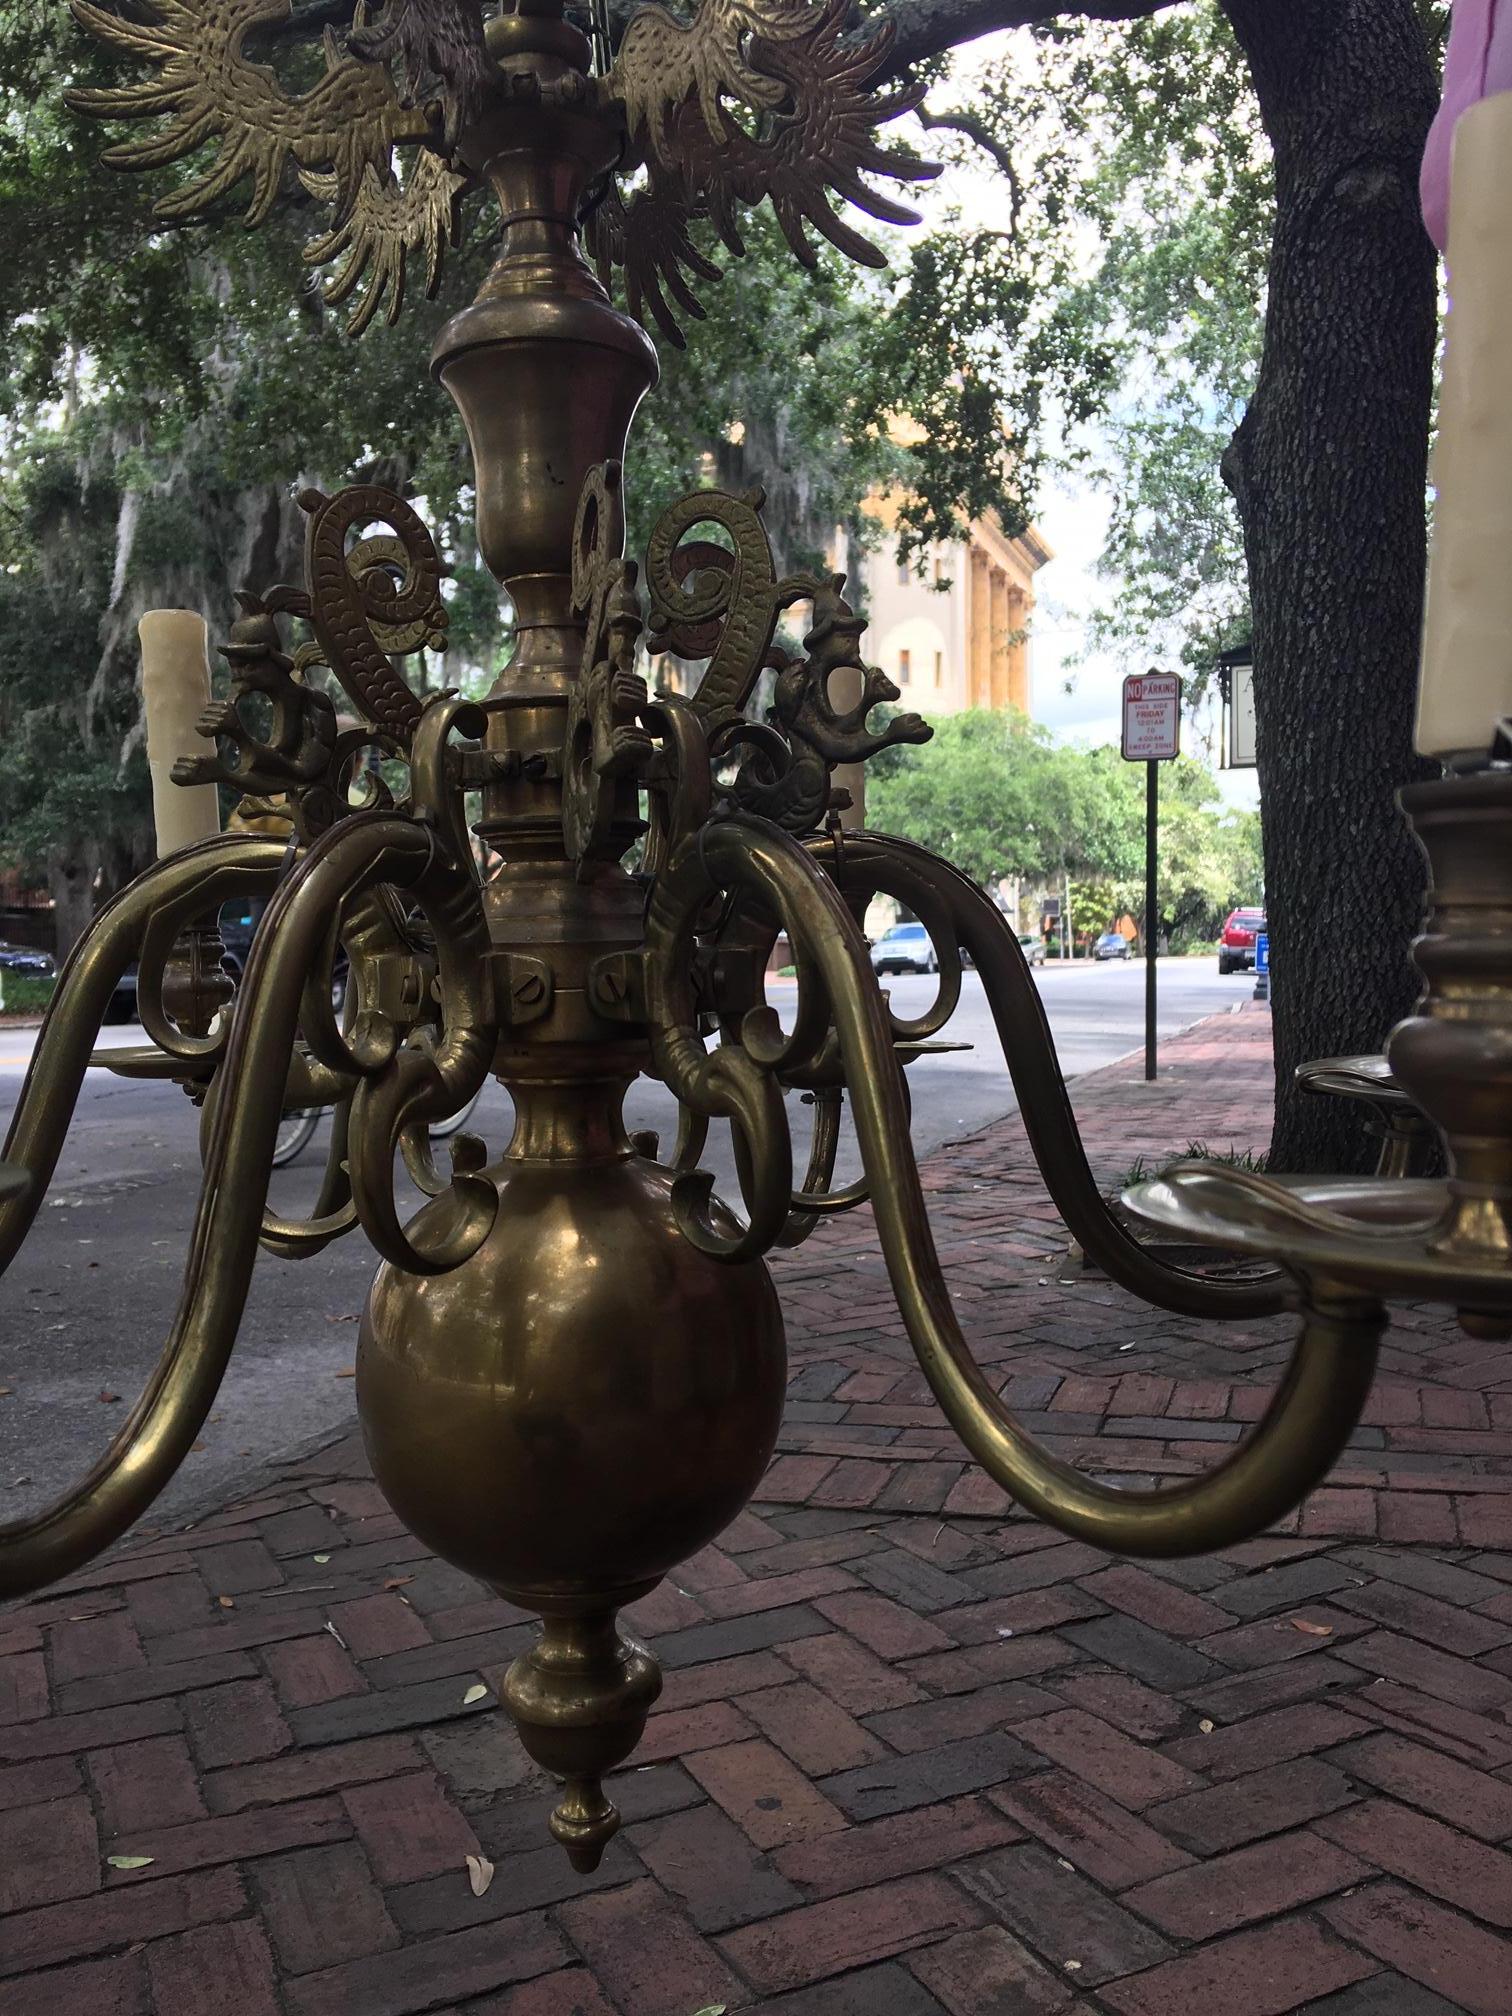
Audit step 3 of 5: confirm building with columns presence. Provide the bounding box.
[848,497,1052,719]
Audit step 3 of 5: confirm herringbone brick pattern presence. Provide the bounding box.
[3,1007,1511,2012]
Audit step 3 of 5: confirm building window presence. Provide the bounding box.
[933,558,945,585]
[896,552,910,587]
[934,652,943,685]
[898,649,911,684]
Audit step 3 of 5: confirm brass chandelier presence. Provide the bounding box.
[4,0,1507,1875]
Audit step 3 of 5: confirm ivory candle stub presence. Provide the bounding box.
[139,610,221,857]
[1418,92,1512,761]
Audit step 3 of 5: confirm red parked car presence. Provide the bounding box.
[1218,907,1266,975]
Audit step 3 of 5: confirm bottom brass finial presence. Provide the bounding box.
[503,1605,663,1867]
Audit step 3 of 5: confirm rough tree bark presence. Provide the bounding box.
[48,852,105,964]
[1221,0,1438,1171]
[47,835,138,961]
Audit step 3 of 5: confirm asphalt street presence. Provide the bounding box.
[0,955,1251,1530]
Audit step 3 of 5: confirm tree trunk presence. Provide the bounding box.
[1221,0,1438,1172]
[48,851,102,962]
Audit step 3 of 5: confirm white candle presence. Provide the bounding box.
[1418,93,1512,762]
[139,610,221,856]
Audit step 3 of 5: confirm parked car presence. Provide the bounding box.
[1218,907,1266,974]
[1017,932,1046,967]
[870,922,938,976]
[0,944,53,977]
[1094,931,1132,961]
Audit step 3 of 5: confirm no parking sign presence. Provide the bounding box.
[1122,671,1182,1081]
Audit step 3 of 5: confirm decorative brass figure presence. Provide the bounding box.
[10,0,1484,1870]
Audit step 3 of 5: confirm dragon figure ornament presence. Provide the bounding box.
[7,0,1506,1873]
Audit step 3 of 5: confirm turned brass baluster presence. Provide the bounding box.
[647,815,1382,1560]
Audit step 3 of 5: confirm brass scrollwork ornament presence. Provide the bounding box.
[299,485,445,744]
[564,461,653,871]
[638,481,933,835]
[173,484,452,842]
[643,484,821,729]
[736,575,933,832]
[563,565,655,873]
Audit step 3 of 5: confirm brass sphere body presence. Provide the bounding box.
[357,1150,787,1606]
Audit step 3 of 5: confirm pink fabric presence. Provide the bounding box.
[1422,0,1512,251]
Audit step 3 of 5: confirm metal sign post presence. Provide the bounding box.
[1121,670,1182,1081]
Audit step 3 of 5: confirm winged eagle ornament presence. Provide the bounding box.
[67,0,937,342]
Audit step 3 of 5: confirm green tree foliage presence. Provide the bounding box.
[869,709,1260,943]
[1114,761,1264,947]
[870,712,1078,888]
[625,213,907,578]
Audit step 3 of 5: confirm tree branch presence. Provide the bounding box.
[875,0,1179,80]
[275,0,1179,80]
[917,106,1024,230]
[271,0,358,40]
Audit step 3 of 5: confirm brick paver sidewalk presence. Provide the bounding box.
[4,1005,1511,2014]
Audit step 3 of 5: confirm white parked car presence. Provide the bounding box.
[870,922,938,975]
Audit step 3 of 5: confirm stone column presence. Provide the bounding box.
[969,548,990,706]
[1007,584,1030,714]
[990,568,1010,709]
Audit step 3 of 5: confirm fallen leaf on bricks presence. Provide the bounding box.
[1289,1619,1333,1637]
[463,1684,489,1706]
[107,1856,155,1870]
[465,1854,494,1897]
[217,1596,235,1610]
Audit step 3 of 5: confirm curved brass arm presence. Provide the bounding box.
[259,1093,360,1257]
[811,830,1288,1323]
[671,818,1381,1558]
[0,813,480,1598]
[0,835,288,1275]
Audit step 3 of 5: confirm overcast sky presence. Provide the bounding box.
[1028,474,1259,812]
